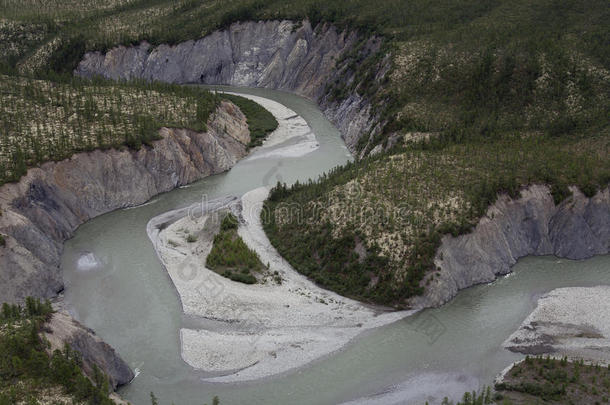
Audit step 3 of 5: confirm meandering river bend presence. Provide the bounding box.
[61,87,610,405]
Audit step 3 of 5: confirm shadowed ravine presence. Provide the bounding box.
[61,87,610,405]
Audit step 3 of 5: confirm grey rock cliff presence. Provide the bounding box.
[44,311,135,389]
[412,185,610,308]
[0,100,249,304]
[75,20,381,153]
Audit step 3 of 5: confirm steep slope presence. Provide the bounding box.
[44,311,135,389]
[414,186,610,308]
[0,100,250,304]
[75,20,384,153]
[262,134,610,306]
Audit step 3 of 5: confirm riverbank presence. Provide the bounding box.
[218,91,319,160]
[151,186,410,382]
[504,285,610,364]
[413,186,610,309]
[490,286,610,403]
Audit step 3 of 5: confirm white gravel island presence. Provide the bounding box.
[504,285,610,364]
[147,93,411,382]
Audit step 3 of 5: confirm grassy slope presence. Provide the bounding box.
[0,74,220,184]
[221,94,278,148]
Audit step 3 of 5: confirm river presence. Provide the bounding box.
[61,86,610,405]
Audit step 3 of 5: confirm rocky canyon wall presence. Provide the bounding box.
[75,20,381,153]
[413,185,610,308]
[0,101,249,304]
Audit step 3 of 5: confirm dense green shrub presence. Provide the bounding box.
[46,34,88,74]
[551,183,572,205]
[220,213,238,231]
[222,271,257,284]
[206,213,264,284]
[222,94,278,148]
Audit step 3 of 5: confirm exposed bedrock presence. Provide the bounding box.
[44,311,135,389]
[75,20,382,153]
[0,100,249,304]
[412,185,610,308]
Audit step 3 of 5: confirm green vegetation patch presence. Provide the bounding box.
[0,74,220,185]
[265,183,390,301]
[440,387,494,405]
[0,297,117,405]
[206,213,264,284]
[222,94,278,148]
[495,356,610,404]
[0,19,54,67]
[264,131,610,306]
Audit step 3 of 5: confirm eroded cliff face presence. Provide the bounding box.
[0,100,249,304]
[75,20,381,153]
[412,185,610,308]
[44,311,135,389]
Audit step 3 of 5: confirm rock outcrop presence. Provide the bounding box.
[43,311,135,389]
[413,185,610,308]
[75,20,382,153]
[0,100,250,304]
